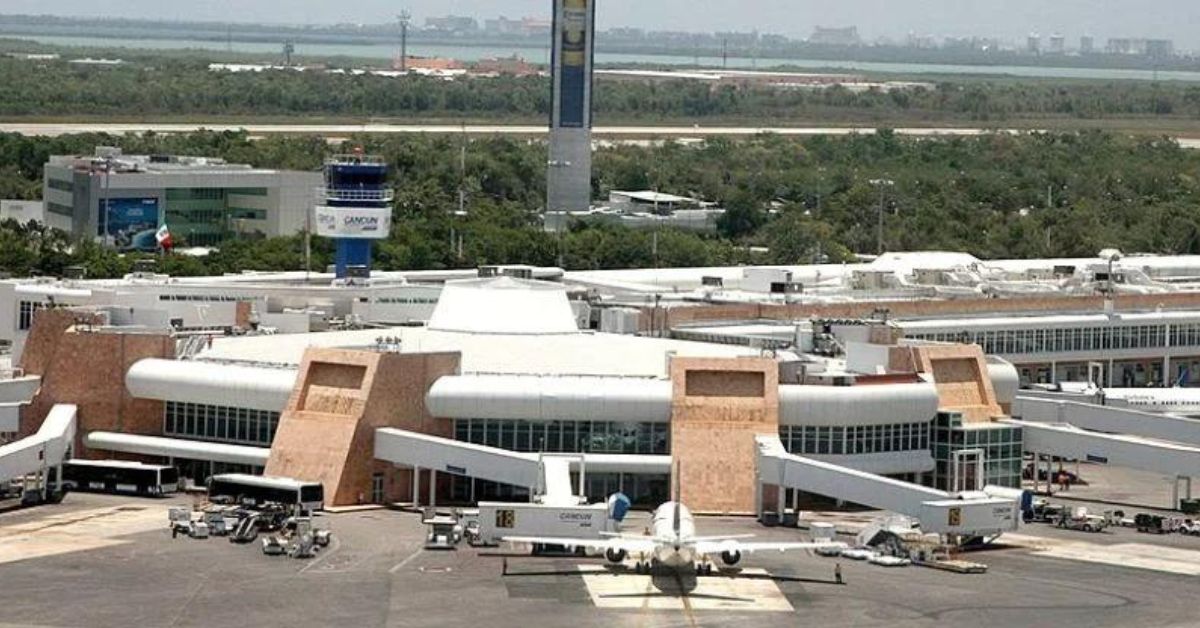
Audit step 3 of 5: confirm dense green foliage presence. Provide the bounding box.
[2,129,1200,278]
[4,57,1200,125]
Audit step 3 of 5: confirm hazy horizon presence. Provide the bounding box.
[4,1,1200,48]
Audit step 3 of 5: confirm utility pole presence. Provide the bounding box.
[722,38,728,69]
[869,178,894,256]
[815,167,825,263]
[458,124,467,215]
[398,11,412,72]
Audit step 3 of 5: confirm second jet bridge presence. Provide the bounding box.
[374,428,671,506]
[755,435,1019,537]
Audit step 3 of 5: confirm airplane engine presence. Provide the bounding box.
[605,548,627,563]
[720,550,742,566]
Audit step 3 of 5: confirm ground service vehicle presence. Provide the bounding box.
[208,474,324,513]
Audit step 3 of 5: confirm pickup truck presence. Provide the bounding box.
[1057,507,1107,533]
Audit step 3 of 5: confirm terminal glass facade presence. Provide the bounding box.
[449,418,670,506]
[931,412,1023,490]
[163,401,280,447]
[164,187,269,247]
[452,418,669,455]
[905,322,1200,356]
[779,422,931,456]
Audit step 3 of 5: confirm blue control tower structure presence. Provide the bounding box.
[315,153,394,279]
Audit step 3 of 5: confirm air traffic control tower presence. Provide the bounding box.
[315,153,394,279]
[546,0,596,214]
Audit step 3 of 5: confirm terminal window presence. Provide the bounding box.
[18,301,46,330]
[164,401,280,446]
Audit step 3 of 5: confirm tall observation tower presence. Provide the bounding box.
[546,0,596,215]
[314,152,394,279]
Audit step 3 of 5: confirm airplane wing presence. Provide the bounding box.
[694,539,846,555]
[688,534,756,543]
[502,535,660,555]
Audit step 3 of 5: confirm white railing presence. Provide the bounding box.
[316,187,396,203]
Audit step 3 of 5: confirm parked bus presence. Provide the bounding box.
[62,459,179,496]
[208,473,324,513]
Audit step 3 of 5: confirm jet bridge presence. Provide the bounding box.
[0,404,76,503]
[84,432,270,467]
[755,435,1019,537]
[374,427,671,506]
[1014,395,1200,446]
[0,374,41,433]
[1004,419,1198,499]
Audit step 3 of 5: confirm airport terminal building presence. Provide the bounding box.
[3,251,1198,526]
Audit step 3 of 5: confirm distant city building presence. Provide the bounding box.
[1026,33,1040,54]
[547,0,596,215]
[906,32,937,49]
[1104,38,1173,57]
[1145,39,1175,59]
[424,16,479,34]
[808,26,860,47]
[717,30,761,47]
[0,200,45,225]
[1080,36,1095,54]
[1048,34,1065,54]
[43,148,321,249]
[484,16,552,37]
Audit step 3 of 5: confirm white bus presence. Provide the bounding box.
[62,460,179,496]
[208,474,324,513]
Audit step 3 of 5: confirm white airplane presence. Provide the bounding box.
[1051,380,1200,415]
[503,469,844,574]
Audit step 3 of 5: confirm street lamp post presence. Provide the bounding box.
[101,157,112,248]
[869,178,894,256]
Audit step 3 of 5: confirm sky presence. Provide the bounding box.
[7,1,1200,47]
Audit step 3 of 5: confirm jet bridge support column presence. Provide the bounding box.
[412,465,421,507]
[1173,476,1193,508]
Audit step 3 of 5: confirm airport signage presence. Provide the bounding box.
[313,206,391,239]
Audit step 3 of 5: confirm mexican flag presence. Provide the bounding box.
[155,224,173,250]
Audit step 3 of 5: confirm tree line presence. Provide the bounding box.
[4,57,1200,124]
[2,129,1200,279]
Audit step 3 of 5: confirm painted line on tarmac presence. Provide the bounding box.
[388,547,424,574]
[299,533,342,574]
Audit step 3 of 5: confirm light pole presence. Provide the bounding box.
[397,11,411,72]
[869,178,894,256]
[100,157,113,249]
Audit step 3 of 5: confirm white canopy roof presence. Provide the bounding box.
[427,276,580,335]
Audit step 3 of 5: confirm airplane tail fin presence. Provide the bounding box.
[672,460,681,538]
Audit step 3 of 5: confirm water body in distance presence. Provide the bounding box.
[21,34,1200,83]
